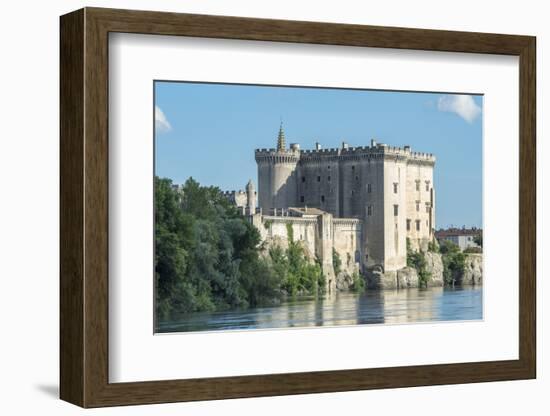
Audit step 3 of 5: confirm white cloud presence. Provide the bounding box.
[155,105,172,132]
[437,94,481,123]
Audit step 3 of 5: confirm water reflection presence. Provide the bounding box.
[157,286,482,333]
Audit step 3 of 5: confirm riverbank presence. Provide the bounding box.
[364,251,483,290]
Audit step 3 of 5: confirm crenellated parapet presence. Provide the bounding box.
[295,141,435,165]
[333,218,362,227]
[254,148,301,164]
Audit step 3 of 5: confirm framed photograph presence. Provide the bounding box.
[60,7,536,407]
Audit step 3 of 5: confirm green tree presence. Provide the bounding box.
[154,176,327,320]
[439,240,466,285]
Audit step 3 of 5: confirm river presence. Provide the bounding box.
[157,286,482,333]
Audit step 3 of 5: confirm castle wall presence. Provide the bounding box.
[332,219,362,275]
[382,155,408,271]
[257,161,272,211]
[222,190,248,208]
[271,161,298,209]
[316,213,336,293]
[256,215,317,257]
[405,160,435,251]
[361,155,385,270]
[340,157,357,217]
[296,156,340,216]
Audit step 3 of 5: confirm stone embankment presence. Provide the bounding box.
[365,252,482,290]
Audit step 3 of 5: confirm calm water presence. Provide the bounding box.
[157,286,482,333]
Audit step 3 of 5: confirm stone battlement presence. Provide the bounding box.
[254,148,301,164]
[255,140,435,165]
[222,190,247,196]
[333,218,363,227]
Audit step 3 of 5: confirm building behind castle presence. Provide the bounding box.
[225,124,436,292]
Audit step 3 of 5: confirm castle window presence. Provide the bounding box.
[321,195,325,203]
[416,220,421,231]
[425,180,430,191]
[328,176,331,182]
[416,201,420,212]
[317,176,321,182]
[393,182,398,193]
[327,165,331,170]
[407,219,411,231]
[355,175,359,181]
[416,180,420,191]
[351,190,355,196]
[301,176,306,183]
[393,204,399,217]
[352,165,355,170]
[300,195,305,203]
[367,205,373,216]
[367,183,372,193]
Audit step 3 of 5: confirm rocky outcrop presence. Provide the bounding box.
[355,251,483,290]
[396,267,419,288]
[335,272,354,291]
[366,266,419,289]
[459,253,483,285]
[366,251,443,290]
[424,251,444,286]
[366,266,394,289]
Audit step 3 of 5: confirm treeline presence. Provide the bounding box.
[155,177,325,319]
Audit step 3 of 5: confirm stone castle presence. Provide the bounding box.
[224,124,436,292]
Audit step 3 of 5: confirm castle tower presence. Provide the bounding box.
[255,123,299,212]
[253,133,435,276]
[246,179,256,213]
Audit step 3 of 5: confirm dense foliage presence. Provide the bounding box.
[155,177,325,319]
[439,240,466,285]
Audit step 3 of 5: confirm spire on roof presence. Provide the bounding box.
[276,121,286,151]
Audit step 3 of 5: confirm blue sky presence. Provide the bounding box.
[154,81,482,229]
